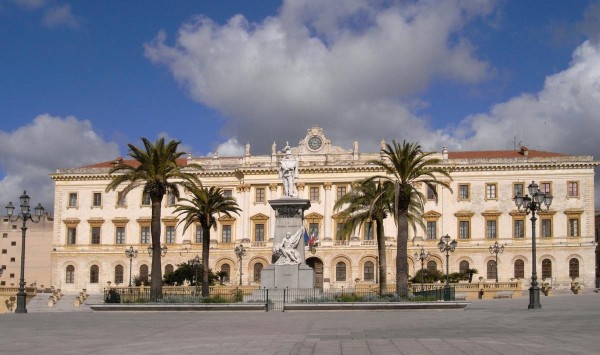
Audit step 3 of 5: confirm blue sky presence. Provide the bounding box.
[1,0,600,210]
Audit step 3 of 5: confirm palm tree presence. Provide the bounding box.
[174,185,241,297]
[371,140,452,297]
[106,137,201,299]
[333,179,392,295]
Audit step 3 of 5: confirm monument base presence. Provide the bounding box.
[261,263,314,289]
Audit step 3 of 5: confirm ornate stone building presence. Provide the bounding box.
[50,127,598,293]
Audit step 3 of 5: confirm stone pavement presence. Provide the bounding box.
[0,292,598,354]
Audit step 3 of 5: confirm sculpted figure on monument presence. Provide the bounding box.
[279,143,298,198]
[272,227,304,264]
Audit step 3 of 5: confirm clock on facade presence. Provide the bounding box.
[308,136,323,151]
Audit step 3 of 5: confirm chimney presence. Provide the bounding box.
[442,147,448,160]
[519,146,529,156]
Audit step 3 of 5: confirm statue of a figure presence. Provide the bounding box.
[279,143,298,197]
[272,227,304,264]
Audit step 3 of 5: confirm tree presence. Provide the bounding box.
[106,137,201,299]
[334,179,392,294]
[174,185,241,297]
[162,262,218,286]
[371,141,452,297]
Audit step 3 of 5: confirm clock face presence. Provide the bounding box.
[308,136,322,151]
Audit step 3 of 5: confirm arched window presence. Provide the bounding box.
[90,265,99,284]
[221,264,230,283]
[114,265,124,284]
[253,263,263,282]
[486,260,497,280]
[336,262,346,281]
[542,259,552,280]
[569,258,579,278]
[364,261,374,281]
[66,265,75,284]
[426,260,437,272]
[459,260,469,274]
[139,264,149,285]
[165,264,174,275]
[514,259,525,279]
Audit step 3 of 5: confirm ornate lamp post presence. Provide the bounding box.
[489,241,505,283]
[437,234,457,301]
[234,244,247,286]
[147,244,168,257]
[414,246,430,292]
[125,246,138,287]
[6,191,45,313]
[514,181,553,309]
[188,255,201,295]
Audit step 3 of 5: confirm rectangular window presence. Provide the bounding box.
[165,226,175,243]
[223,189,233,198]
[485,183,497,199]
[458,184,469,200]
[140,226,150,244]
[540,182,551,194]
[568,218,579,237]
[10,241,16,246]
[486,220,497,239]
[222,225,232,243]
[195,227,203,243]
[309,223,319,238]
[116,191,126,207]
[541,219,552,238]
[427,186,436,200]
[309,187,319,202]
[2,233,7,238]
[255,187,265,203]
[426,221,437,240]
[513,220,524,239]
[336,222,344,236]
[92,192,102,207]
[142,192,151,206]
[167,193,177,206]
[255,224,265,242]
[1,249,6,254]
[67,227,77,245]
[91,227,101,245]
[68,193,78,208]
[567,181,579,197]
[364,222,374,240]
[115,227,125,244]
[459,221,470,240]
[513,183,524,198]
[336,186,347,201]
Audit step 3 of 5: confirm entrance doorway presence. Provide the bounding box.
[306,257,323,290]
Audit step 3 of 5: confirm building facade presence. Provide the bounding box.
[50,127,598,293]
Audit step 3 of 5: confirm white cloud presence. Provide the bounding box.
[145,0,494,153]
[208,138,244,157]
[42,4,80,29]
[0,114,120,213]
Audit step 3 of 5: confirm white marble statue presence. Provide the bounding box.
[272,227,304,264]
[279,143,298,198]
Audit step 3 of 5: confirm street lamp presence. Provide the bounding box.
[437,234,457,301]
[234,244,247,286]
[125,246,138,287]
[514,180,553,309]
[147,244,168,257]
[188,255,201,295]
[5,191,45,313]
[414,246,430,292]
[488,241,505,283]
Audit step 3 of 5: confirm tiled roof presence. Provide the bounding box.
[80,158,189,169]
[448,150,566,160]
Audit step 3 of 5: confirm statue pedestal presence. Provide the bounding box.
[264,197,314,289]
[261,264,314,289]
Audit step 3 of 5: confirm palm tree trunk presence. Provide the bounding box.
[396,208,409,297]
[202,225,210,297]
[375,218,387,295]
[150,198,163,301]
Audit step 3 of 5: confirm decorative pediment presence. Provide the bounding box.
[250,213,269,221]
[87,218,105,226]
[218,215,237,222]
[63,218,80,227]
[331,212,347,220]
[564,209,584,217]
[422,210,441,219]
[292,126,352,155]
[509,210,527,217]
[112,218,129,226]
[538,210,556,216]
[305,212,323,220]
[454,211,474,218]
[161,217,178,225]
[137,217,152,225]
[481,210,502,217]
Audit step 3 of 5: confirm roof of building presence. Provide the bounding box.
[447,149,566,160]
[80,158,189,169]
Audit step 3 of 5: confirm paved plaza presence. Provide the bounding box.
[0,292,598,354]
